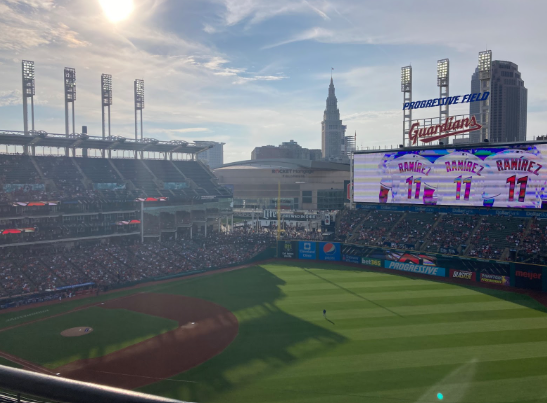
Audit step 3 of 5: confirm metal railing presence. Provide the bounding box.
[0,365,187,403]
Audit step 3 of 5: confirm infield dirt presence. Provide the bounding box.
[56,293,239,389]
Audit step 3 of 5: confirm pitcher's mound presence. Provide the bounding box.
[61,327,93,337]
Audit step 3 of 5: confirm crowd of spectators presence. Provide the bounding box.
[0,230,275,300]
[426,214,477,253]
[354,211,402,246]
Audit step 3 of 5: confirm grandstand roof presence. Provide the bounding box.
[216,158,349,171]
[0,130,209,154]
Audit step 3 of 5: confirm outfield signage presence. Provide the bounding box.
[409,115,481,145]
[384,261,446,277]
[319,242,341,261]
[298,241,316,260]
[402,92,489,110]
[514,265,543,291]
[264,210,317,220]
[280,241,297,259]
[480,273,510,286]
[362,258,382,267]
[342,254,360,264]
[450,269,476,281]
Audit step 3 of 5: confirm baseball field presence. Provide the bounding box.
[1,262,547,403]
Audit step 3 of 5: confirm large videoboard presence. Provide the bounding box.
[354,143,547,209]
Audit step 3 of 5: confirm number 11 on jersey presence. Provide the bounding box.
[406,176,421,199]
[454,176,472,201]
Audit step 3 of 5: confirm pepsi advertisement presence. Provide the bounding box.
[319,242,341,261]
[298,241,317,260]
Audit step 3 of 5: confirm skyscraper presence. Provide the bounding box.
[470,61,527,143]
[196,141,225,169]
[321,77,347,161]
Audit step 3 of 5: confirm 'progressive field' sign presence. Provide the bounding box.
[384,261,446,277]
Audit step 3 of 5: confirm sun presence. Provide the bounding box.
[99,0,134,23]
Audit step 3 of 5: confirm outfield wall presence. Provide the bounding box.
[278,241,547,293]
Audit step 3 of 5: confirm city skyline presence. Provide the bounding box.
[0,1,546,163]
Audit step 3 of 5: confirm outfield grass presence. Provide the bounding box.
[3,262,547,402]
[0,357,22,369]
[140,263,547,403]
[0,307,178,368]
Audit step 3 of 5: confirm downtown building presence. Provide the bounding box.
[321,78,350,161]
[470,61,527,143]
[251,140,322,161]
[196,141,225,169]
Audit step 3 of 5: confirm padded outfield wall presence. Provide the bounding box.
[278,240,547,292]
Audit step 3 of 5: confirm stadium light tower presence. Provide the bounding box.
[478,50,492,142]
[64,67,76,137]
[101,74,112,141]
[401,66,412,147]
[437,58,449,135]
[134,79,144,141]
[22,60,35,136]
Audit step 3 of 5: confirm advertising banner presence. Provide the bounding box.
[298,241,317,260]
[164,182,188,190]
[354,143,547,209]
[342,254,360,264]
[384,260,446,277]
[449,269,476,281]
[480,273,510,286]
[319,242,341,261]
[362,258,382,267]
[514,265,543,291]
[3,184,45,192]
[344,180,351,203]
[279,241,297,259]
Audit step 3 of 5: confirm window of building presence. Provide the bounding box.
[317,189,344,210]
[302,190,312,204]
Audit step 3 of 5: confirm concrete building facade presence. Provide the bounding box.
[321,78,347,161]
[196,141,224,169]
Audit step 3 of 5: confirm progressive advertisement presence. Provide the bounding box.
[384,260,446,277]
[319,242,341,261]
[298,241,316,260]
[354,143,547,209]
[480,273,510,286]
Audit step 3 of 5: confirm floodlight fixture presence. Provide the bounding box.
[101,74,112,106]
[478,50,492,142]
[401,66,412,146]
[22,60,35,97]
[401,66,412,92]
[64,67,76,101]
[134,79,144,110]
[437,59,449,86]
[101,74,112,142]
[478,50,492,74]
[134,79,145,144]
[21,60,36,137]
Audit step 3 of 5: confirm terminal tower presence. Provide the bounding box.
[321,77,347,161]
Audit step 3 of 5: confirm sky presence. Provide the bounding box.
[0,0,546,163]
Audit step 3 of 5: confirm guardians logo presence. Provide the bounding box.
[409,116,482,145]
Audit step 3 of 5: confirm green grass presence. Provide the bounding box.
[0,307,178,368]
[4,262,547,402]
[0,357,22,369]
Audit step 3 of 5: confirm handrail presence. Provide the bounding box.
[0,365,188,403]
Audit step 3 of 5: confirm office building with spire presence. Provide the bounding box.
[470,60,527,143]
[321,77,347,161]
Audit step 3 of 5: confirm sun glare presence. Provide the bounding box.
[99,0,134,23]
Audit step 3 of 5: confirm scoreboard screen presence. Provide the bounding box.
[354,143,547,209]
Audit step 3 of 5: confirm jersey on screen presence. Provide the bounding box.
[379,154,434,204]
[431,151,487,206]
[482,149,547,208]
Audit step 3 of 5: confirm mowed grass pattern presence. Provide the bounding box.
[141,263,547,403]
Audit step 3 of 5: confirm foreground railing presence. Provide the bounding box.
[0,365,187,403]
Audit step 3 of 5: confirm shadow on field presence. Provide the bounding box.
[139,265,347,402]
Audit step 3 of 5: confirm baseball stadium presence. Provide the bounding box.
[1,5,547,403]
